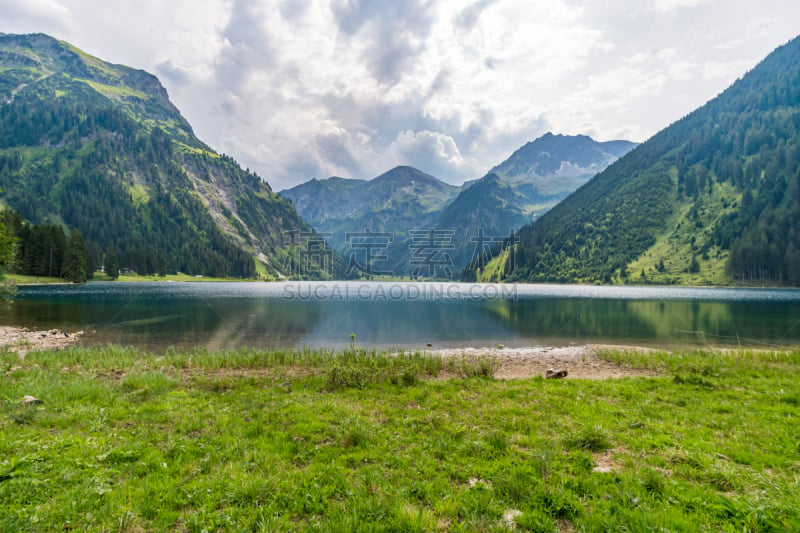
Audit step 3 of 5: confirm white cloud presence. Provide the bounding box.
[651,0,709,14]
[1,0,799,190]
[10,0,70,18]
[702,59,752,82]
[389,129,467,174]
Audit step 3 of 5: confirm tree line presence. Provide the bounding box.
[0,210,97,282]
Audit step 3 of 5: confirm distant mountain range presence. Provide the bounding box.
[0,33,339,279]
[282,133,636,277]
[470,35,800,286]
[281,166,458,252]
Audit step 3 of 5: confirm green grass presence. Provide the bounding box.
[104,272,250,282]
[174,142,219,157]
[5,273,69,285]
[82,79,149,100]
[127,182,150,206]
[1,345,799,531]
[254,258,277,281]
[59,41,120,79]
[7,271,252,284]
[478,247,512,283]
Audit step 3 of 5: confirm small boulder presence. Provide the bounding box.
[502,509,523,530]
[20,395,43,405]
[545,368,568,379]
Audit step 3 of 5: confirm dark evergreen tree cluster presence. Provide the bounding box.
[0,210,88,281]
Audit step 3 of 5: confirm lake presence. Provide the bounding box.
[3,281,800,351]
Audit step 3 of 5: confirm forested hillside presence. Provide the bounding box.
[0,33,332,280]
[474,35,800,285]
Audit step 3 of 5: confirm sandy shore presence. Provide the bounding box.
[430,345,660,379]
[0,326,82,356]
[0,326,658,379]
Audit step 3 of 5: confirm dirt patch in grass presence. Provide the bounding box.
[0,325,82,356]
[431,345,661,380]
[592,449,621,473]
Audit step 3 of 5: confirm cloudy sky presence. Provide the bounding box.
[2,1,799,189]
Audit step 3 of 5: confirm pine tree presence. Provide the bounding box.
[785,243,800,286]
[104,247,119,280]
[62,229,87,283]
[689,255,700,274]
[85,241,102,279]
[0,222,16,280]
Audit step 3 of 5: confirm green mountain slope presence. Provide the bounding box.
[281,166,459,251]
[279,176,366,230]
[383,174,527,278]
[427,174,527,269]
[0,33,332,279]
[478,35,800,286]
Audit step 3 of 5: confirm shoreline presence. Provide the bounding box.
[426,345,661,379]
[0,327,663,379]
[7,275,798,289]
[3,327,793,379]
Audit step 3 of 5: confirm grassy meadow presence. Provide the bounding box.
[1,345,799,531]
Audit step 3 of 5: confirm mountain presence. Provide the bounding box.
[422,174,529,272]
[281,166,459,251]
[279,176,366,229]
[486,132,637,216]
[0,33,334,279]
[475,35,800,286]
[491,133,637,185]
[282,134,635,278]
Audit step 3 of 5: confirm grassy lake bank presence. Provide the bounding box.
[1,345,799,531]
[5,272,245,285]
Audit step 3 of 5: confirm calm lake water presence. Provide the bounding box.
[3,281,800,351]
